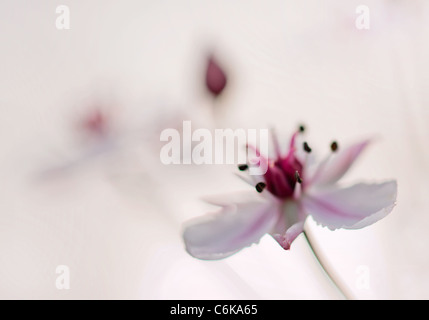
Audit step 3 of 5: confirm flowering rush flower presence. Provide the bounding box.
[182,126,397,260]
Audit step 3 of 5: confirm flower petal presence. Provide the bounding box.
[183,193,280,260]
[270,200,306,250]
[308,139,371,187]
[271,222,305,250]
[301,181,397,230]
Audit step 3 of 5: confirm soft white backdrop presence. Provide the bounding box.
[0,0,428,299]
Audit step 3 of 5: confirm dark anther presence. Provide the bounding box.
[255,182,266,193]
[238,164,248,171]
[303,142,312,153]
[299,125,305,133]
[295,171,302,184]
[330,141,338,152]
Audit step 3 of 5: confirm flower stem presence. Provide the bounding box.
[303,229,354,300]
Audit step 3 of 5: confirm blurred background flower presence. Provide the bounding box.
[0,0,428,299]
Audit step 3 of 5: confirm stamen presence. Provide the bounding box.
[295,171,302,184]
[303,142,312,153]
[255,182,266,193]
[238,164,248,171]
[299,125,305,133]
[330,141,338,152]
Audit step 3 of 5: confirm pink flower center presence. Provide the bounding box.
[263,151,303,199]
[240,127,307,200]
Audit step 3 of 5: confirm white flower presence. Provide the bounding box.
[183,126,397,260]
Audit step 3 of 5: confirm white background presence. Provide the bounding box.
[0,0,428,299]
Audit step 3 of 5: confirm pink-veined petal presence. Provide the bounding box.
[301,181,397,230]
[270,200,307,250]
[183,193,280,260]
[201,190,279,207]
[271,221,305,250]
[308,139,371,187]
